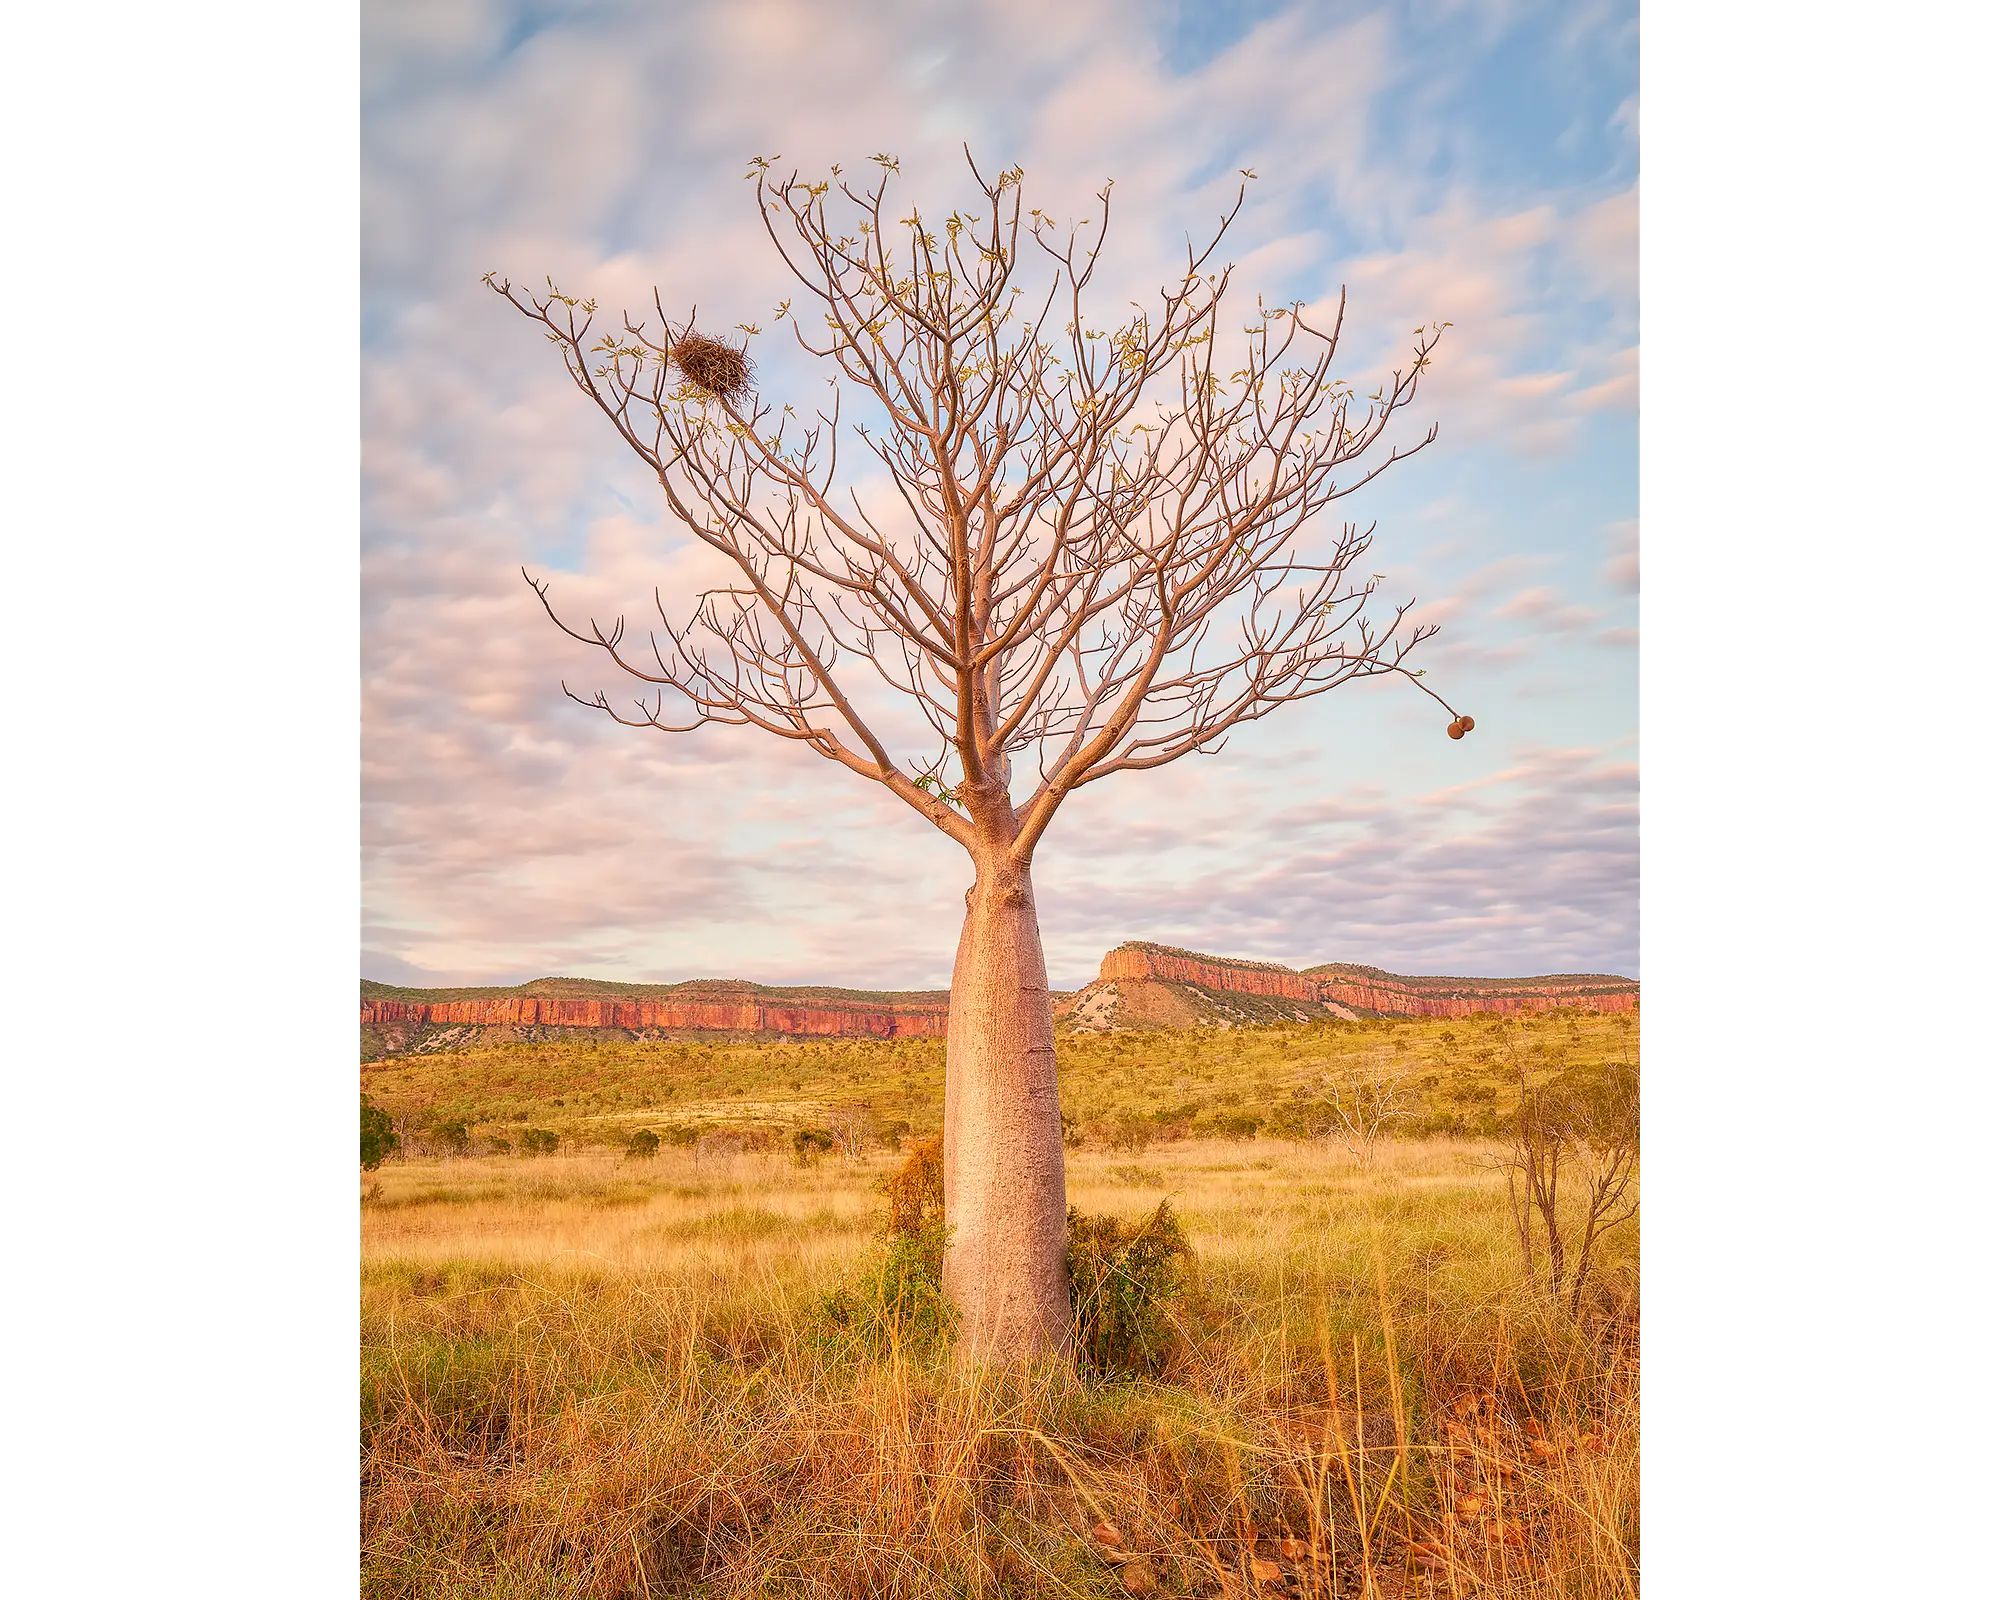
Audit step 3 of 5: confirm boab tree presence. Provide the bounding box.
[488,152,1467,1361]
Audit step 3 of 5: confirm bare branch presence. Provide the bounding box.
[491,160,1461,864]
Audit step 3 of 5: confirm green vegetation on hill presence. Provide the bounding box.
[361,1008,1637,1154]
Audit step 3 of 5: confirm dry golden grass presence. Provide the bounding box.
[363,1137,1636,1598]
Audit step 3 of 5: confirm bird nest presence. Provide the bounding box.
[669,332,754,402]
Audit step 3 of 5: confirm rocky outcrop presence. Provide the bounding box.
[1096,945,1323,1001]
[1083,943,1637,1022]
[361,943,1637,1055]
[361,978,950,1043]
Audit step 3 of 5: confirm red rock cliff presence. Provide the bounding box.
[1102,943,1637,1017]
[1096,945,1322,1001]
[361,983,950,1039]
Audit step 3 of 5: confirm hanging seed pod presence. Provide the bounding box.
[1447,718,1467,740]
[668,331,754,401]
[1458,714,1475,733]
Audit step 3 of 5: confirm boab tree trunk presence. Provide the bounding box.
[942,850,1070,1359]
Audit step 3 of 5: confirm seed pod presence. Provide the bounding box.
[1459,714,1475,733]
[1447,718,1466,739]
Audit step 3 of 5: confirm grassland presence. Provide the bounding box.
[360,1009,1639,1152]
[362,1013,1637,1598]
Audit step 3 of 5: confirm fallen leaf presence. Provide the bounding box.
[1482,1520,1527,1549]
[1248,1556,1283,1586]
[1455,1494,1486,1517]
[1529,1438,1559,1460]
[1276,1536,1310,1562]
[1092,1523,1124,1548]
[1408,1541,1450,1568]
[1120,1556,1159,1595]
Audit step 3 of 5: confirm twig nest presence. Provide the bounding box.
[668,331,754,401]
[1447,714,1475,739]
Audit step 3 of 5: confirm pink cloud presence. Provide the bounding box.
[361,1,1638,989]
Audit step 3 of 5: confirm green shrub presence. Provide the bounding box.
[624,1129,660,1161]
[360,1096,399,1170]
[1066,1200,1194,1377]
[819,1220,957,1353]
[1193,1109,1262,1140]
[1263,1097,1334,1141]
[1105,1114,1155,1154]
[663,1125,700,1148]
[518,1128,559,1157]
[431,1119,471,1157]
[791,1128,835,1167]
[821,1137,955,1350]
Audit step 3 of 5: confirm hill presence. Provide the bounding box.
[1059,942,1638,1030]
[363,942,1636,1059]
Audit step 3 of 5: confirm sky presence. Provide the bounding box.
[361,0,1638,992]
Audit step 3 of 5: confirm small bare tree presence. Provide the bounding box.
[490,151,1465,1360]
[1318,1056,1417,1168]
[824,1103,874,1163]
[1501,1061,1639,1316]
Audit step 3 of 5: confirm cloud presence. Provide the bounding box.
[1031,743,1639,982]
[1602,518,1639,591]
[360,0,1639,990]
[1494,586,1604,634]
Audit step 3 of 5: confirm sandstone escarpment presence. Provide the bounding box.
[1064,942,1637,1029]
[363,942,1638,1056]
[361,976,950,1057]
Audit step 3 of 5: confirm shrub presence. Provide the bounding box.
[431,1119,471,1157]
[360,1096,399,1170]
[518,1128,560,1157]
[821,1137,954,1350]
[1194,1110,1262,1141]
[1066,1200,1194,1377]
[1105,1114,1155,1154]
[624,1129,660,1161]
[792,1128,835,1167]
[819,1221,956,1351]
[876,1135,943,1234]
[1263,1098,1329,1141]
[663,1125,700,1148]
